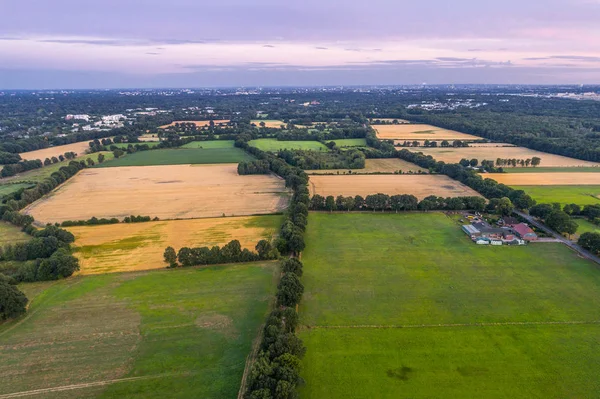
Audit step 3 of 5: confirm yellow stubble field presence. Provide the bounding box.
[19,141,92,161]
[67,215,282,274]
[486,173,600,185]
[308,174,482,199]
[416,147,600,167]
[375,124,481,140]
[23,164,290,224]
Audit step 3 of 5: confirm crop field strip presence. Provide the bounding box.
[511,185,600,206]
[23,164,290,224]
[416,146,600,167]
[67,215,283,274]
[18,140,94,161]
[306,158,426,175]
[248,138,329,152]
[180,140,235,149]
[308,174,481,199]
[298,213,600,398]
[250,120,286,128]
[95,147,253,167]
[374,124,482,140]
[0,264,277,399]
[487,172,600,185]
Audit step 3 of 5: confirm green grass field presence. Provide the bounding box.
[329,138,368,147]
[505,167,600,173]
[248,139,328,152]
[0,183,34,198]
[298,213,600,398]
[0,263,276,398]
[0,221,30,246]
[95,148,254,167]
[573,218,600,235]
[512,185,600,206]
[181,140,235,149]
[0,152,114,184]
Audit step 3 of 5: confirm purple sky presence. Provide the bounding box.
[1,0,600,88]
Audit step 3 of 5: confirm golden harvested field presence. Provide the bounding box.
[308,175,482,199]
[159,120,230,128]
[138,134,160,142]
[416,147,600,167]
[486,173,600,186]
[251,120,287,128]
[375,124,481,140]
[67,215,282,274]
[24,164,290,224]
[306,158,427,174]
[19,141,91,161]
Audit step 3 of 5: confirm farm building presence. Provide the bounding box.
[462,220,526,245]
[512,223,538,241]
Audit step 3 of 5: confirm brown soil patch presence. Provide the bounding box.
[308,175,482,199]
[23,164,289,224]
[415,147,600,167]
[19,141,92,161]
[159,120,230,128]
[375,124,481,140]
[485,173,600,186]
[306,159,427,175]
[67,216,281,274]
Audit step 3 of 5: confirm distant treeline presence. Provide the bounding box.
[309,194,486,212]
[61,215,157,227]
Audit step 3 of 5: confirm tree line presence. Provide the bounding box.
[61,215,157,227]
[495,157,541,168]
[309,194,486,213]
[163,239,279,268]
[244,258,306,398]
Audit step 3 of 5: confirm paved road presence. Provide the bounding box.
[514,210,600,266]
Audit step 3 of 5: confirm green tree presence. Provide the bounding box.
[531,157,541,167]
[97,153,105,163]
[469,158,478,167]
[163,246,177,268]
[0,278,28,320]
[546,210,578,237]
[276,273,304,307]
[325,196,335,212]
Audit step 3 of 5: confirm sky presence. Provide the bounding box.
[1,0,600,89]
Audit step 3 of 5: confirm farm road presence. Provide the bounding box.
[515,210,600,266]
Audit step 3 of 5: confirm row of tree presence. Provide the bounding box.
[396,139,470,148]
[163,239,279,268]
[529,203,579,236]
[245,258,306,398]
[578,232,600,255]
[309,194,487,213]
[61,215,156,227]
[495,157,541,167]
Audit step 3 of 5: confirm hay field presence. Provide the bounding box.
[306,158,426,175]
[138,134,160,142]
[95,147,253,167]
[308,175,481,199]
[181,140,235,149]
[0,221,30,246]
[68,215,283,274]
[488,172,600,185]
[19,141,92,161]
[249,138,328,152]
[0,264,275,398]
[24,164,290,224]
[159,120,230,128]
[416,147,599,167]
[374,124,481,140]
[251,119,286,128]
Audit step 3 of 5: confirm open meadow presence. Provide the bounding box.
[19,141,93,161]
[308,174,481,199]
[180,140,235,149]
[159,120,230,128]
[298,213,600,398]
[0,221,30,246]
[23,164,290,224]
[0,264,276,399]
[248,138,328,152]
[330,138,367,147]
[67,215,283,274]
[511,185,600,206]
[96,147,253,167]
[306,158,426,175]
[374,124,481,141]
[416,147,600,167]
[0,182,34,198]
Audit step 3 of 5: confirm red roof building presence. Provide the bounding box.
[512,223,538,241]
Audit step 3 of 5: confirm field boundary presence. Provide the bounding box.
[302,320,600,330]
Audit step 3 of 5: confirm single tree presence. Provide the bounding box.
[164,246,177,268]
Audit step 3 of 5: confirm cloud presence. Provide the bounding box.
[146,52,160,55]
[263,44,275,48]
[315,46,328,50]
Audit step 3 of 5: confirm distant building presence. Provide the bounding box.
[511,223,538,241]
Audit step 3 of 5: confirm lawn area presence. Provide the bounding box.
[0,183,34,198]
[329,138,367,147]
[573,218,600,236]
[298,212,600,398]
[95,148,253,167]
[505,167,600,173]
[248,138,328,152]
[0,221,30,246]
[0,152,114,184]
[0,263,276,398]
[181,140,235,149]
[512,185,600,206]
